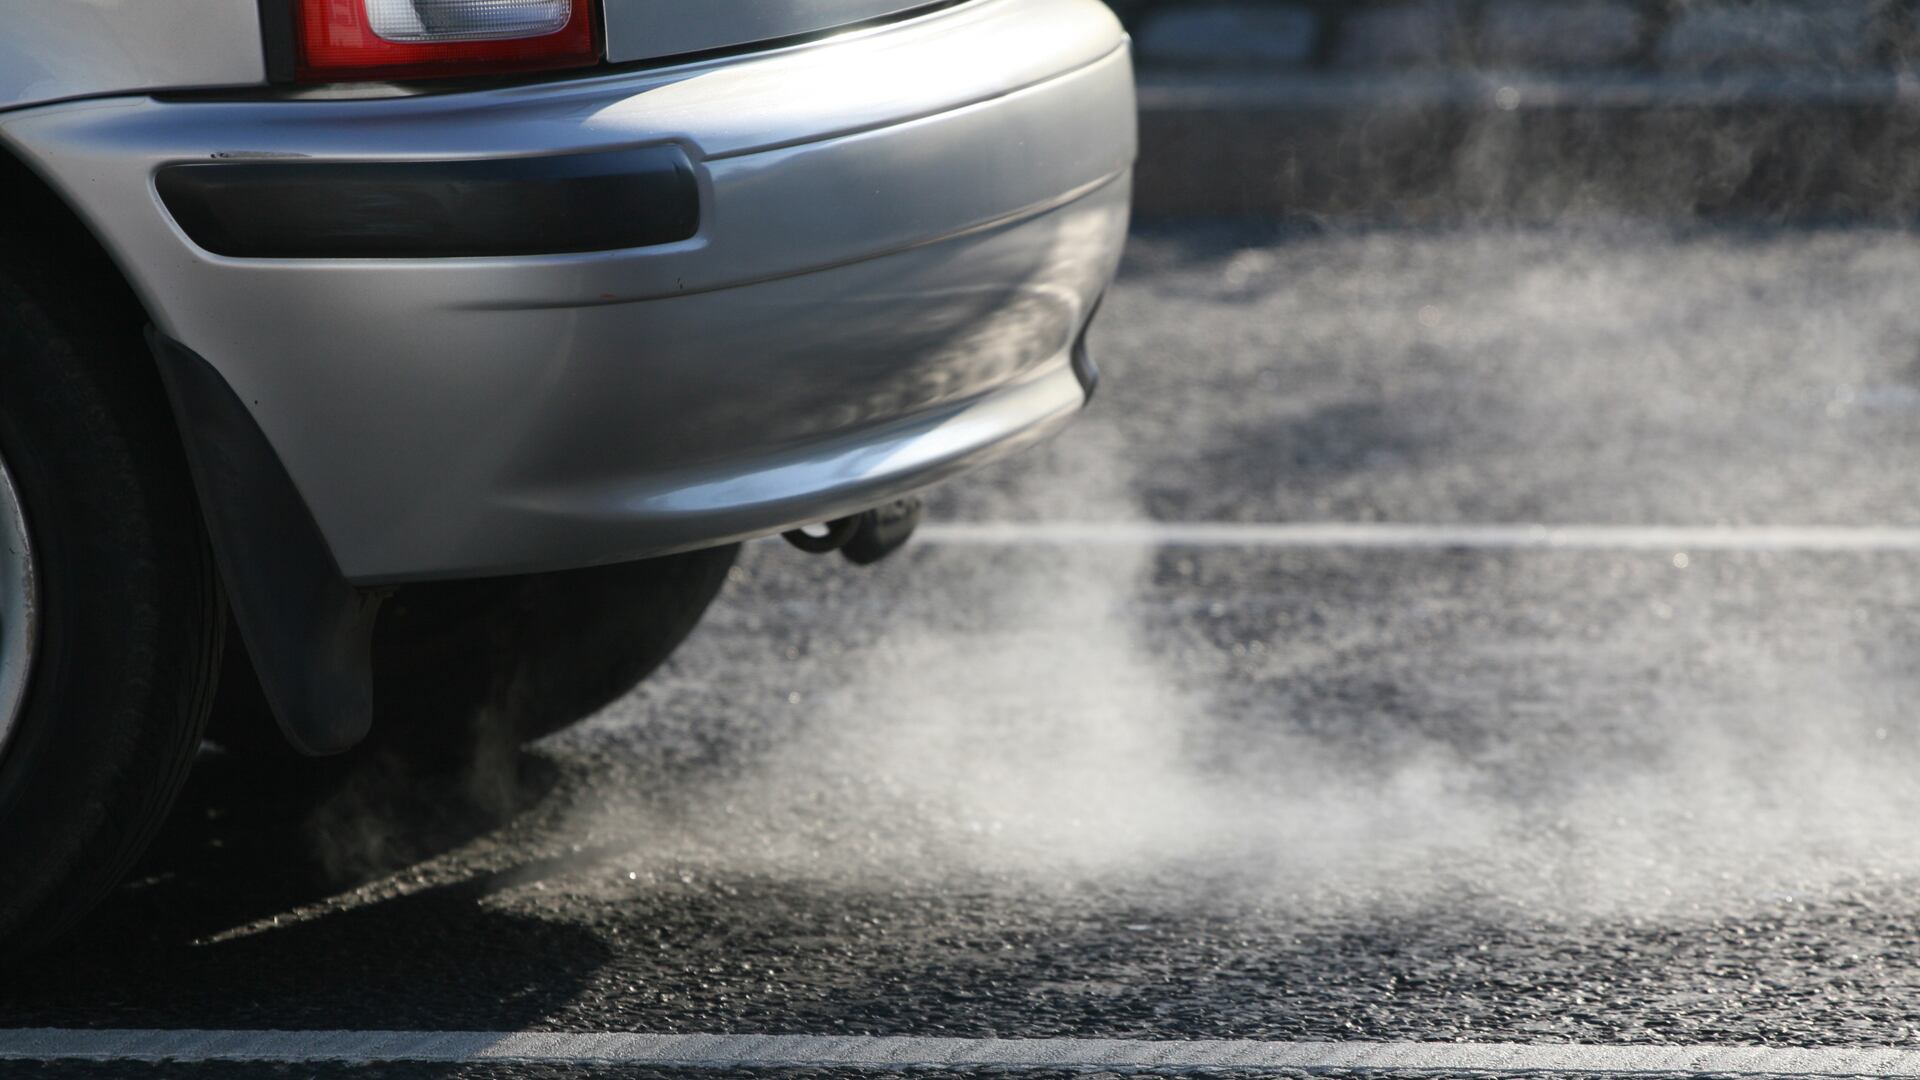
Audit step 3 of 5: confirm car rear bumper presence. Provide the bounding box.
[0,0,1134,584]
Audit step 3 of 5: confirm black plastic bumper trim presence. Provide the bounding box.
[156,145,700,259]
[149,331,381,756]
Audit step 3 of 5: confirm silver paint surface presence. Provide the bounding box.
[0,0,1134,584]
[0,0,264,110]
[602,0,947,63]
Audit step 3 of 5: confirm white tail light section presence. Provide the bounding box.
[364,0,574,43]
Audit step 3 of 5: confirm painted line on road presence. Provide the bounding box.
[7,1030,1920,1075]
[916,522,1920,553]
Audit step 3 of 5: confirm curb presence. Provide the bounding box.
[1133,71,1920,219]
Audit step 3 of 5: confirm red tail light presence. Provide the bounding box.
[295,0,600,82]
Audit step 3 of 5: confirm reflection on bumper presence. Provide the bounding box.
[394,174,1130,583]
[0,0,1135,583]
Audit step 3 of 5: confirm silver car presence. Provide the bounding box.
[0,0,1133,948]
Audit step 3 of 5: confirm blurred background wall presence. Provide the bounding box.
[1115,2,1920,221]
[1109,1,1910,73]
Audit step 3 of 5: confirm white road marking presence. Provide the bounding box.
[4,1030,1920,1074]
[916,521,1920,553]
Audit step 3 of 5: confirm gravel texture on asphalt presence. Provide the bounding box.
[9,223,1920,1069]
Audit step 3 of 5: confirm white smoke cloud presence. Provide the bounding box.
[555,227,1920,923]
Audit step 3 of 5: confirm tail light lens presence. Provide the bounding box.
[296,0,600,82]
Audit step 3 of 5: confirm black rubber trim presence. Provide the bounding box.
[155,146,700,259]
[149,331,382,756]
[257,0,297,85]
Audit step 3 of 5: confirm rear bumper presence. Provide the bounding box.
[0,0,1134,584]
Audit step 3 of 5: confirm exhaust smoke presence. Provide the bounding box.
[555,227,1920,923]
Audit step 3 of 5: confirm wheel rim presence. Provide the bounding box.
[0,451,35,759]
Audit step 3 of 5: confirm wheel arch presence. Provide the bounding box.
[0,142,365,760]
[0,143,157,372]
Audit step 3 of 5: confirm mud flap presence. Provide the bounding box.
[147,331,380,756]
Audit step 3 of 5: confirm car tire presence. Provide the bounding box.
[383,545,740,755]
[0,263,224,953]
[211,545,739,761]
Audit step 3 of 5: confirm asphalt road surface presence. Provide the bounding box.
[13,221,1920,1077]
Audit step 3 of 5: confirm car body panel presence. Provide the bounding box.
[0,0,1133,584]
[600,0,946,63]
[0,0,265,111]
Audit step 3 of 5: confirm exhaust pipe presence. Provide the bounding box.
[782,496,923,566]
